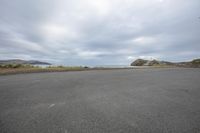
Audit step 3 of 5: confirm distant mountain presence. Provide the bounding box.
[131,58,200,68]
[0,59,51,65]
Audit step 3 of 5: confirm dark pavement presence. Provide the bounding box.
[0,68,200,133]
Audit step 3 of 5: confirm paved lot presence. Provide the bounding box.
[0,68,200,133]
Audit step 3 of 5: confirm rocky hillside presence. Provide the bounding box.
[131,58,200,67]
[131,59,168,66]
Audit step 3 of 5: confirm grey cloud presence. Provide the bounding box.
[0,0,200,65]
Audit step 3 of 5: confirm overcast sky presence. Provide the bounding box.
[0,0,200,65]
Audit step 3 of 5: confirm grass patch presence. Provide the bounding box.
[47,66,86,70]
[0,64,88,75]
[0,64,35,69]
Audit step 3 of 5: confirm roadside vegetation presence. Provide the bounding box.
[0,64,35,69]
[0,64,88,75]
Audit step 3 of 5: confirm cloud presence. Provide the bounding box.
[0,0,200,65]
[132,36,157,45]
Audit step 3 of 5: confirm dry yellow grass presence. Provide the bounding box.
[0,67,86,75]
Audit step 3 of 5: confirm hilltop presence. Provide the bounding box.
[131,58,200,68]
[0,59,51,65]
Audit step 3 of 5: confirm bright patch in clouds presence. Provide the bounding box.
[127,55,159,61]
[88,0,110,16]
[133,36,156,45]
[41,24,66,40]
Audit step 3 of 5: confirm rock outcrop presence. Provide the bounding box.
[130,58,200,67]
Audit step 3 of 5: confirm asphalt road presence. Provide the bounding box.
[0,68,200,133]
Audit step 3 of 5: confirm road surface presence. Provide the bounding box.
[0,68,200,133]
